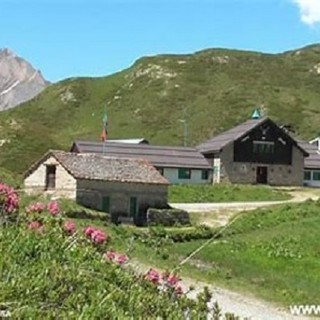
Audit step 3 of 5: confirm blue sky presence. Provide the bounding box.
[1,0,320,82]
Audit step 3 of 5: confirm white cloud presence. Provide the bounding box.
[293,0,320,26]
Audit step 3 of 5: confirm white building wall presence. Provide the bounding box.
[24,156,77,199]
[163,168,210,185]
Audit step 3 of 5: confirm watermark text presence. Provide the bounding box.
[290,305,320,316]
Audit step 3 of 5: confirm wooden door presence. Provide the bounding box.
[102,196,110,213]
[256,166,268,184]
[129,197,138,218]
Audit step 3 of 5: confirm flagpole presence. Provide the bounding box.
[102,103,108,155]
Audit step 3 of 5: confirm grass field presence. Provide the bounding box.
[168,184,291,203]
[79,199,320,307]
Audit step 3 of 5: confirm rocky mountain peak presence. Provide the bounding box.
[0,48,49,110]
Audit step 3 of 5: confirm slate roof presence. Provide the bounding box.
[25,150,169,185]
[297,141,320,169]
[71,141,211,169]
[107,138,149,144]
[197,117,308,156]
[197,117,268,154]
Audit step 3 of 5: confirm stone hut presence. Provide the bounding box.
[24,150,169,224]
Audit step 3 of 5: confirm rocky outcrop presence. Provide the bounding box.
[0,48,49,110]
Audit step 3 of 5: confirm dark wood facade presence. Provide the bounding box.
[233,119,294,165]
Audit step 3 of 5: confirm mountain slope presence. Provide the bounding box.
[1,44,320,174]
[0,48,48,110]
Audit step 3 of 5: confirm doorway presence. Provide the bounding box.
[256,166,268,184]
[102,196,110,213]
[129,197,138,218]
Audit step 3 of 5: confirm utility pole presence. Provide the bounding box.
[102,103,108,155]
[178,107,188,147]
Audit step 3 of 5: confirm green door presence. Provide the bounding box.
[102,196,110,213]
[129,197,138,217]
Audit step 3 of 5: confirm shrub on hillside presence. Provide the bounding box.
[0,184,220,318]
[132,225,215,244]
[147,208,190,226]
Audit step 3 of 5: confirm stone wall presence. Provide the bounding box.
[76,180,168,217]
[24,156,76,199]
[220,142,304,186]
[147,208,190,226]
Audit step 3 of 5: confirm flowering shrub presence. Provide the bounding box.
[145,268,160,284]
[28,221,43,232]
[84,226,107,245]
[145,269,184,296]
[47,201,60,216]
[0,189,232,319]
[0,183,19,214]
[104,250,129,265]
[63,221,76,235]
[26,202,46,214]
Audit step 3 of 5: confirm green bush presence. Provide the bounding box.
[133,225,215,243]
[147,208,190,226]
[0,216,213,318]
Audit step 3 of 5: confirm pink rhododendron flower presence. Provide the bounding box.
[104,250,116,261]
[145,268,184,296]
[145,269,160,284]
[26,202,46,214]
[47,201,60,216]
[116,254,129,265]
[84,226,96,238]
[104,251,129,265]
[0,183,19,213]
[28,221,43,231]
[63,221,76,235]
[166,274,180,287]
[84,227,107,245]
[91,229,107,245]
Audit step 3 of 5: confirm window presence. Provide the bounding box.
[45,165,56,190]
[304,171,311,181]
[155,167,164,175]
[178,168,191,179]
[313,171,320,181]
[202,170,209,180]
[253,141,275,154]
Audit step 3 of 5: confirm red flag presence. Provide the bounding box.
[100,126,108,142]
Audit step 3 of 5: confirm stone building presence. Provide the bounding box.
[197,117,308,186]
[24,150,169,224]
[71,141,212,185]
[298,139,320,187]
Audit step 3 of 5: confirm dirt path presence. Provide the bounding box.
[170,189,319,214]
[171,188,320,228]
[130,260,306,320]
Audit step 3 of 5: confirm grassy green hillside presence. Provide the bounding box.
[104,200,320,306]
[1,44,320,173]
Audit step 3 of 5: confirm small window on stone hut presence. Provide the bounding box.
[45,165,56,190]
